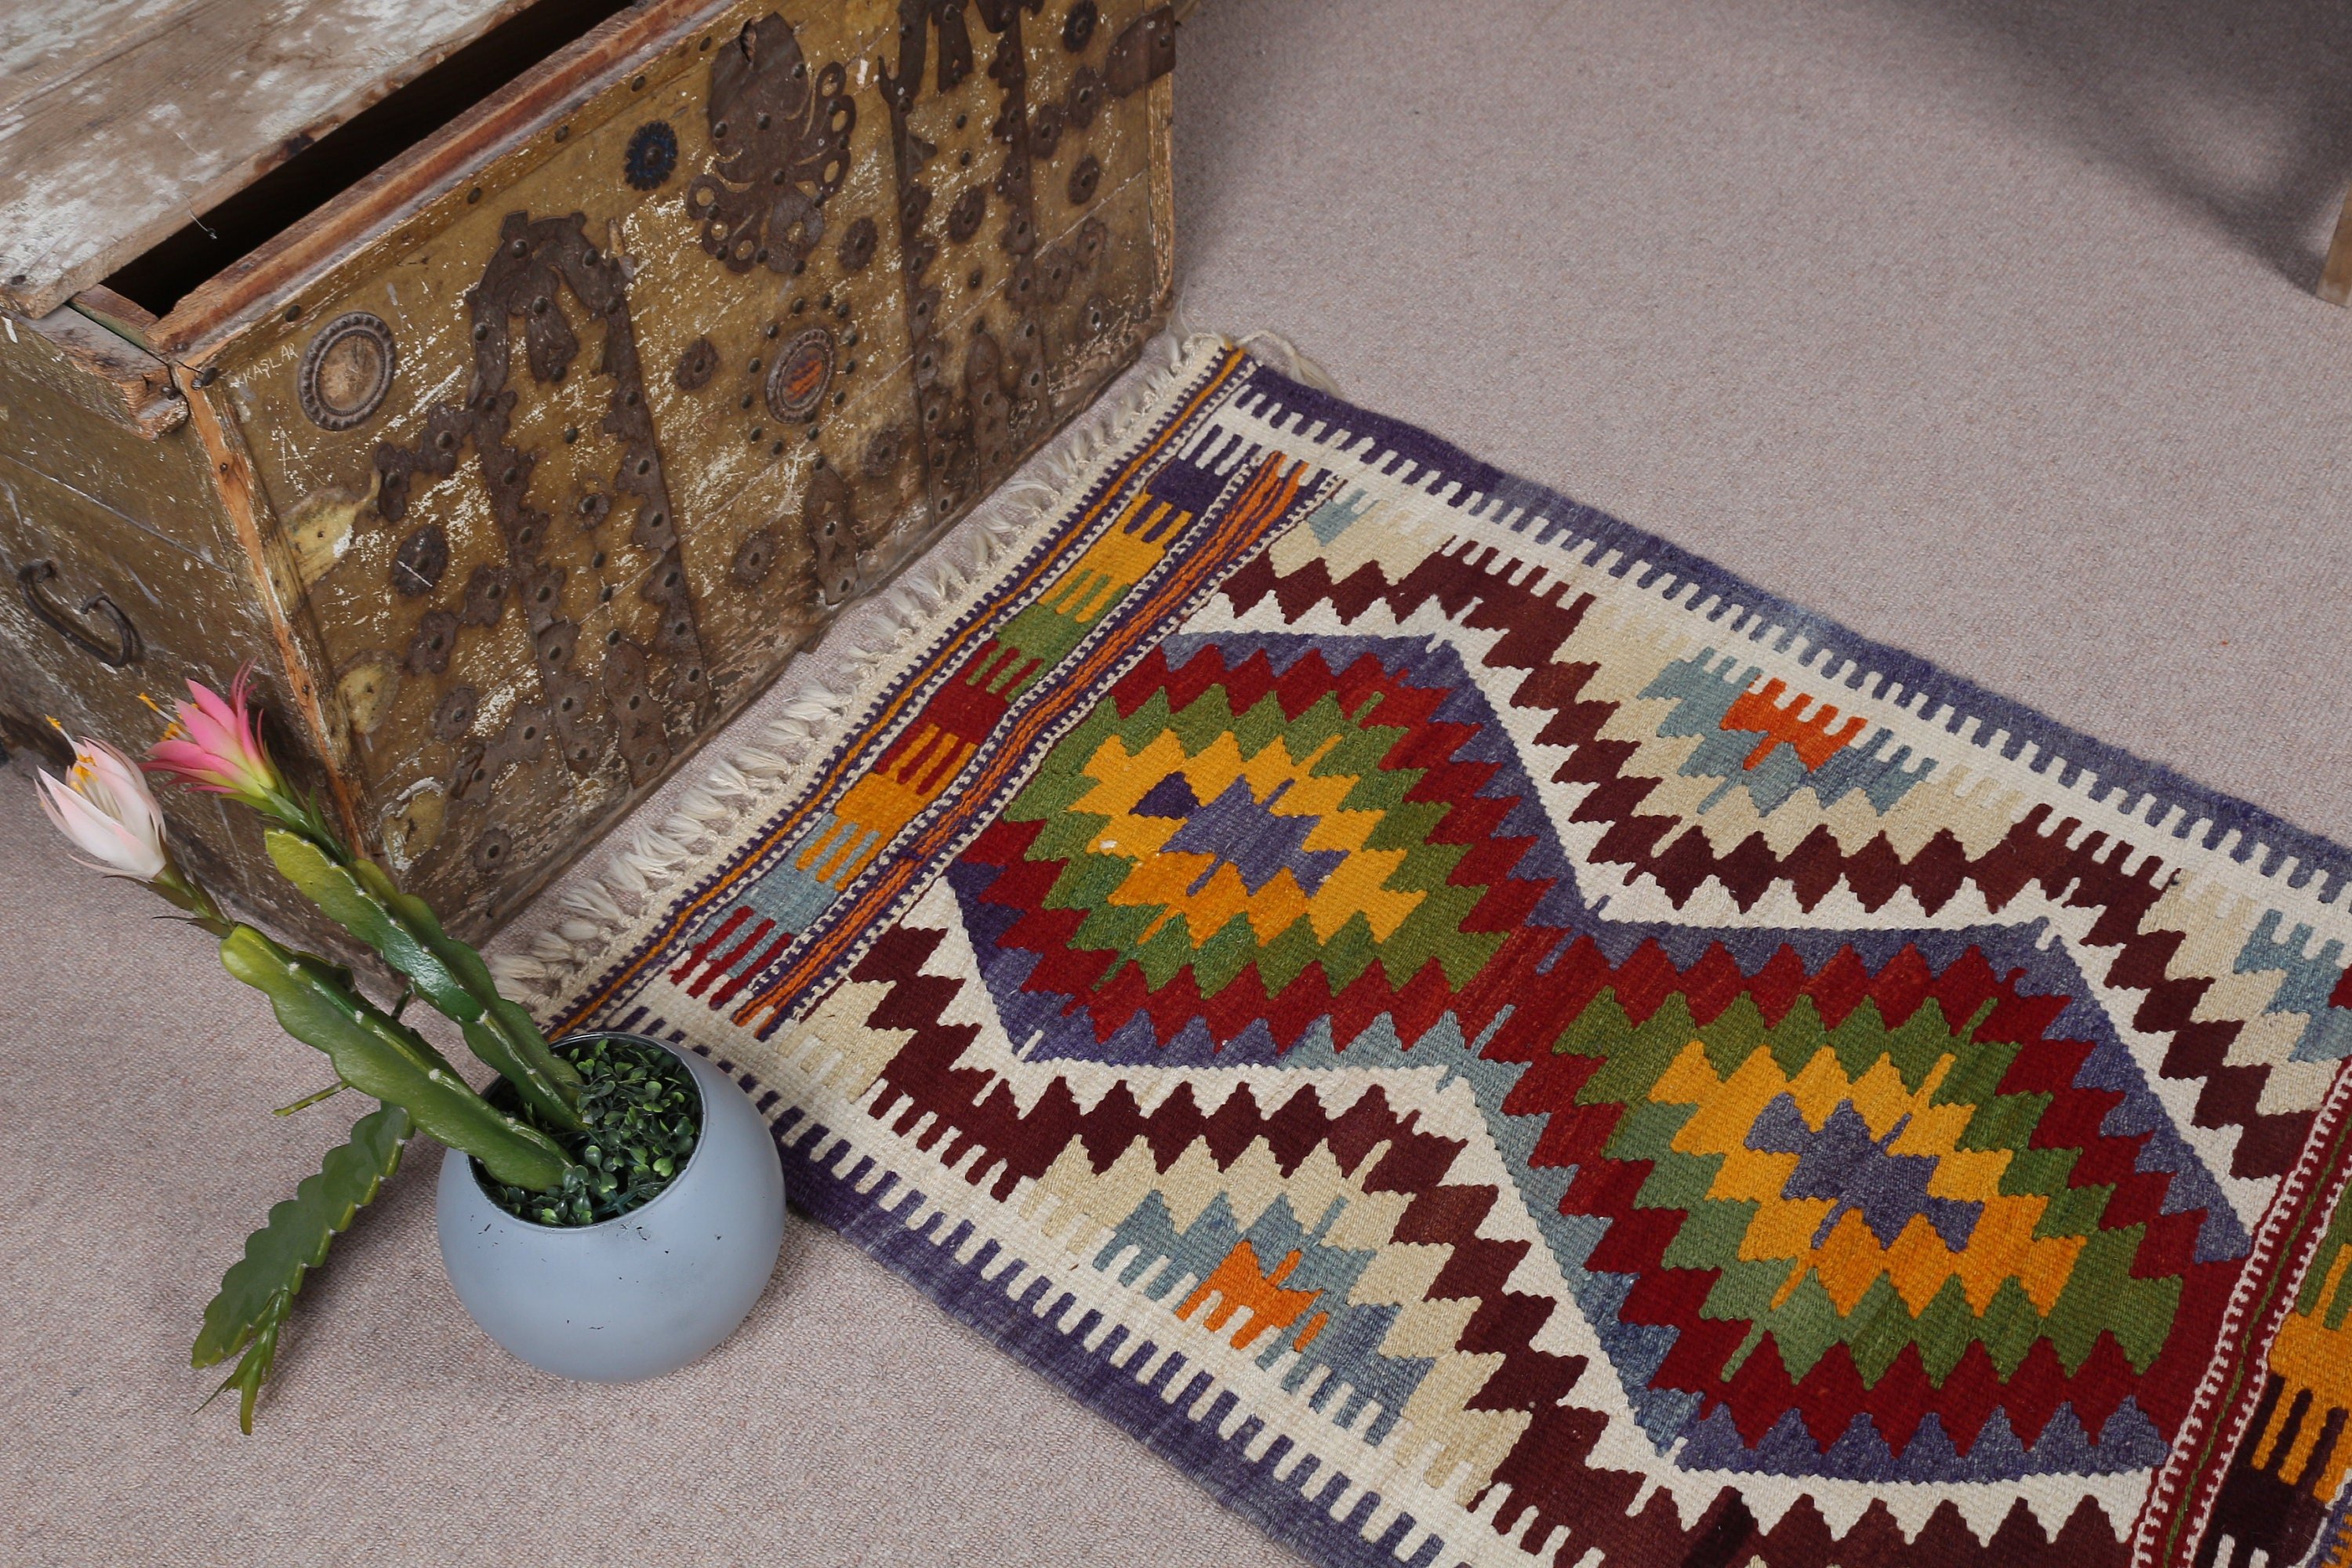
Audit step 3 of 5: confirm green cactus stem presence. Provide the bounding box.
[194,1104,410,1433]
[218,924,575,1191]
[262,829,584,1131]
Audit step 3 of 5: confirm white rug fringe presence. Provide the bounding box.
[1232,329,1341,395]
[492,323,1279,1014]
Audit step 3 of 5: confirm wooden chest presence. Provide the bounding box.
[0,0,1174,942]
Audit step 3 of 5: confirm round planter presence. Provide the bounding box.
[435,1033,785,1381]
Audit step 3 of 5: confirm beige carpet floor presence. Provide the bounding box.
[9,0,2352,1562]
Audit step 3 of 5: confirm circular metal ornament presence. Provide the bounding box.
[673,335,720,391]
[1029,101,1065,159]
[764,326,835,422]
[470,824,514,873]
[1063,0,1098,52]
[1067,65,1103,129]
[731,529,779,586]
[947,186,987,243]
[460,564,509,626]
[405,606,457,670]
[432,684,479,741]
[861,424,906,479]
[297,311,397,430]
[837,216,877,272]
[624,121,680,191]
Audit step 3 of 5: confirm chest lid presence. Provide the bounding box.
[0,0,636,319]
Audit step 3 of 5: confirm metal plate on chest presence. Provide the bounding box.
[764,325,834,421]
[297,311,397,430]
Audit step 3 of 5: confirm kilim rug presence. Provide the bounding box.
[499,336,2352,1568]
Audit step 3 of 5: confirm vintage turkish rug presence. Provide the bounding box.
[506,337,2352,1568]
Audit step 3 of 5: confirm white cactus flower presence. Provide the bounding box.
[36,734,172,881]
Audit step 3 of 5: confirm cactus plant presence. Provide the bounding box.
[194,1105,412,1433]
[262,830,585,1132]
[33,670,706,1429]
[218,924,572,1190]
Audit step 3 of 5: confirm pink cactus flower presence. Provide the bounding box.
[36,734,171,880]
[147,665,284,806]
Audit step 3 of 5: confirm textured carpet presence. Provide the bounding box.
[7,0,2352,1563]
[488,336,2352,1568]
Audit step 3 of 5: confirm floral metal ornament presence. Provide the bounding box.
[684,12,855,274]
[622,120,680,191]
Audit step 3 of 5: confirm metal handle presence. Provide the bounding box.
[17,559,141,668]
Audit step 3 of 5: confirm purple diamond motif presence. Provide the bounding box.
[1141,775,1348,898]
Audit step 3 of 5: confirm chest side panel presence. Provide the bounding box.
[0,321,324,932]
[0,318,234,564]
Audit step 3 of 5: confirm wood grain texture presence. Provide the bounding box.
[0,314,229,560]
[0,0,540,317]
[0,314,318,935]
[1149,71,1174,307]
[67,282,168,352]
[25,306,186,437]
[178,361,369,853]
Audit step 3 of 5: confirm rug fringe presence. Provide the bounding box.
[492,324,1247,1011]
[1232,328,1341,395]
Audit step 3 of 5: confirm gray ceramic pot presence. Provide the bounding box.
[435,1033,785,1382]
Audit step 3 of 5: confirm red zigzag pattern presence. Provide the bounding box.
[1212,543,2313,1180]
[842,923,2148,1566]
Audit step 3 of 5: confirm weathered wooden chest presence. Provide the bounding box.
[0,0,1174,941]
